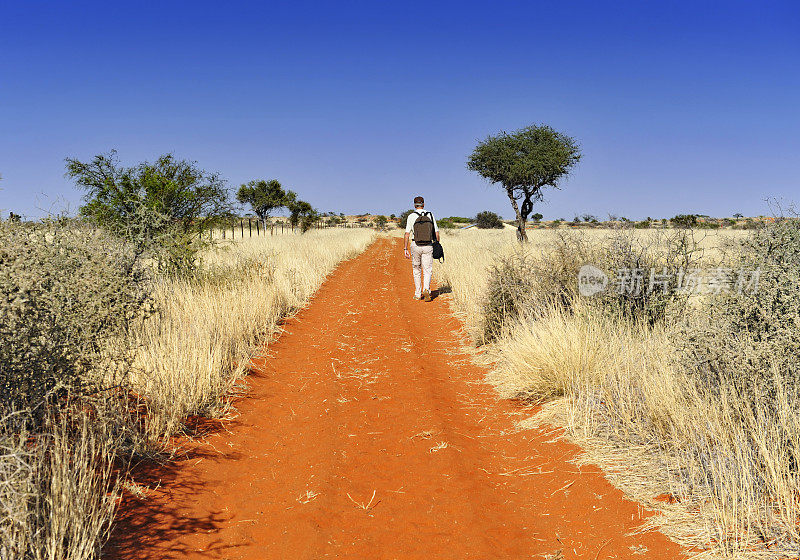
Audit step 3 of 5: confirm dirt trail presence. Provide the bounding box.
[109,237,683,559]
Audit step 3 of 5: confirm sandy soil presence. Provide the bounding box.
[108,237,684,559]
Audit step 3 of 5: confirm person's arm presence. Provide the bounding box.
[432,213,441,242]
[404,213,416,258]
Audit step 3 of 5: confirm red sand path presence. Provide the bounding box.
[108,237,684,559]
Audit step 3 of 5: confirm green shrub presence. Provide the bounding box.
[475,211,504,229]
[398,209,414,229]
[0,220,151,416]
[66,151,232,272]
[670,214,698,228]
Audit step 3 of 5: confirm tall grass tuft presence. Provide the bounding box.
[130,228,376,439]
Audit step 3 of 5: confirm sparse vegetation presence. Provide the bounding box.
[439,223,800,558]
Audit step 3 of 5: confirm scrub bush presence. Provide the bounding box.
[680,218,800,398]
[482,229,699,341]
[475,211,505,229]
[0,219,151,416]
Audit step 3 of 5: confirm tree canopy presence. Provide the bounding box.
[66,151,232,270]
[237,179,286,225]
[284,191,319,232]
[467,124,581,241]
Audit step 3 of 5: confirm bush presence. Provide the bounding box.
[670,214,698,228]
[481,229,699,342]
[0,220,151,416]
[475,211,504,229]
[679,218,800,399]
[67,152,233,273]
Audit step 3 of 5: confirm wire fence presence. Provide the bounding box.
[209,218,381,240]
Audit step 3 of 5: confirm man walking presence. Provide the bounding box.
[404,196,440,301]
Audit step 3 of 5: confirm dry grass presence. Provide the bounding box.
[129,228,376,439]
[440,227,797,559]
[1,410,121,560]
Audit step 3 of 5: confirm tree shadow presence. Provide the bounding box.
[105,421,247,560]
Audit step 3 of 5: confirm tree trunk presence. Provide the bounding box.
[506,190,528,243]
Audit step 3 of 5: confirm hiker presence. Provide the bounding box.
[404,196,440,301]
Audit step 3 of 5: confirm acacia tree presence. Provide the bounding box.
[237,179,287,229]
[467,124,581,242]
[66,151,232,270]
[284,190,318,232]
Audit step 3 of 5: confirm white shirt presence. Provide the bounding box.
[405,209,439,242]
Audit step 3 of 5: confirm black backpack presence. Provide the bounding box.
[412,211,435,245]
[432,239,444,262]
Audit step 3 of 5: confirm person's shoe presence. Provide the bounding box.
[413,293,422,300]
[423,290,432,302]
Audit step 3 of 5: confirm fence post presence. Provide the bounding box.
[249,219,252,237]
[256,220,260,236]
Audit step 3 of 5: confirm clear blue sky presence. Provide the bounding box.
[1,0,798,220]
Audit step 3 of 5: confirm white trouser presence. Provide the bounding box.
[411,242,433,297]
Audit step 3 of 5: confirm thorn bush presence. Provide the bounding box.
[0,219,152,417]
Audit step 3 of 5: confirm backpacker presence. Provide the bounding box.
[412,211,435,245]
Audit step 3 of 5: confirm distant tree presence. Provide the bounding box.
[236,179,287,229]
[399,209,415,229]
[467,124,581,242]
[389,213,396,220]
[733,212,744,219]
[375,215,388,229]
[532,212,543,222]
[670,214,698,228]
[284,191,318,232]
[66,151,231,271]
[8,212,21,223]
[475,211,505,229]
